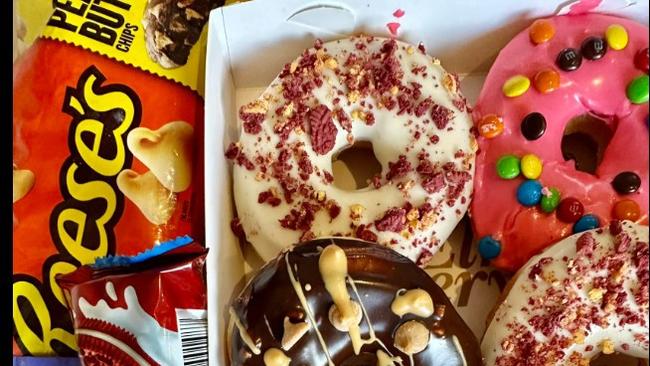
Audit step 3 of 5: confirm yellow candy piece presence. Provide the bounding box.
[502,75,531,98]
[521,154,543,179]
[606,24,628,51]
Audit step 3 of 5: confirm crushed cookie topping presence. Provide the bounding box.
[492,223,649,366]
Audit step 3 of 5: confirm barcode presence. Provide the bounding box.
[176,309,208,366]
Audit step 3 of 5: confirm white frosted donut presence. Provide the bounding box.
[226,35,476,265]
[482,220,649,365]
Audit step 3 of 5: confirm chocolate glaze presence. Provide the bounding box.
[229,238,482,365]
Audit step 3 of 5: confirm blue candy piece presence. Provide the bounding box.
[517,180,543,206]
[92,236,194,269]
[573,214,600,233]
[478,236,501,260]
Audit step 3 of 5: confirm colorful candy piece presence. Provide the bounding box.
[612,171,641,194]
[529,19,555,44]
[580,36,607,60]
[520,112,546,141]
[627,75,649,104]
[557,197,584,223]
[496,155,520,179]
[605,24,629,50]
[517,180,543,206]
[533,69,560,94]
[520,154,543,179]
[556,48,582,71]
[478,236,501,260]
[635,47,649,73]
[502,75,531,97]
[612,199,641,221]
[572,214,600,233]
[478,114,504,139]
[540,187,561,213]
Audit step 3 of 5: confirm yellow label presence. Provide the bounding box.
[42,0,207,94]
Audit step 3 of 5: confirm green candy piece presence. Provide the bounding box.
[627,75,649,104]
[496,155,521,179]
[540,187,561,213]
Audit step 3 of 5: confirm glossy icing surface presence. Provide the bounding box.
[228,239,482,366]
[482,221,649,365]
[228,35,476,266]
[471,14,649,271]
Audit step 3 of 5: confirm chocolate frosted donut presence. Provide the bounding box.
[228,238,481,365]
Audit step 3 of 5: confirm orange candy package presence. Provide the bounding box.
[13,0,217,356]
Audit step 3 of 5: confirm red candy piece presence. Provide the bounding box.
[557,197,584,223]
[393,9,405,18]
[635,47,649,73]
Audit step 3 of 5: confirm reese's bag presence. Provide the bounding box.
[12,0,220,356]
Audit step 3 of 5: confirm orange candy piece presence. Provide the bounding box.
[534,69,560,93]
[612,199,641,221]
[478,114,504,139]
[529,19,556,44]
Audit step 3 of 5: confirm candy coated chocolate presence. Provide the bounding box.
[520,112,547,140]
[580,37,607,60]
[612,171,641,194]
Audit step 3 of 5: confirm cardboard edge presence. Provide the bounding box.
[204,7,244,366]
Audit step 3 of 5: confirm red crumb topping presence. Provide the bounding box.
[386,155,413,181]
[493,222,649,366]
[356,225,378,242]
[258,190,281,207]
[308,105,337,155]
[375,208,407,232]
[431,104,453,130]
[279,202,316,232]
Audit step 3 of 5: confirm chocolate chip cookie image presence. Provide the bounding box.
[142,0,222,68]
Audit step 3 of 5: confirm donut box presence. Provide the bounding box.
[203,0,648,365]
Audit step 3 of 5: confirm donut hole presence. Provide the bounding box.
[331,141,382,190]
[561,113,615,175]
[590,352,647,366]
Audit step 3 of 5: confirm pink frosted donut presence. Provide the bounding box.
[471,13,649,272]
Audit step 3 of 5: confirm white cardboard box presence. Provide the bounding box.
[204,1,649,365]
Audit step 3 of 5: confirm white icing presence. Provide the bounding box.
[233,36,476,263]
[78,285,182,365]
[482,221,649,365]
[229,307,261,355]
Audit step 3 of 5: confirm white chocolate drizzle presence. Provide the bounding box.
[452,335,468,366]
[319,244,365,354]
[376,350,403,366]
[284,254,334,365]
[263,348,291,366]
[229,307,261,355]
[391,289,434,318]
[318,244,399,359]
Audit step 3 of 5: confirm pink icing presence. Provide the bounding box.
[568,0,603,15]
[471,13,649,272]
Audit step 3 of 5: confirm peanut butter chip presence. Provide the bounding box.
[281,317,310,351]
[394,320,430,355]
